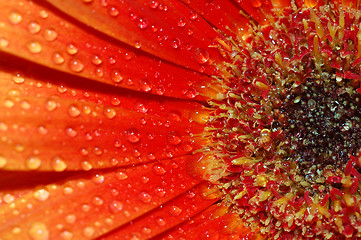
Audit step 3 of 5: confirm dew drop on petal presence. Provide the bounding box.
[111,69,123,83]
[60,230,73,240]
[115,171,128,180]
[28,222,49,240]
[65,127,77,138]
[167,131,181,145]
[80,160,93,171]
[153,164,166,175]
[91,55,102,65]
[39,10,49,19]
[154,186,166,197]
[109,200,123,213]
[134,101,148,113]
[66,43,78,55]
[68,104,80,117]
[52,52,65,65]
[82,226,95,238]
[51,156,67,172]
[28,21,41,34]
[92,196,104,206]
[0,155,7,168]
[43,28,57,41]
[169,205,182,216]
[126,129,141,143]
[8,11,22,24]
[138,191,152,203]
[108,6,119,17]
[12,73,25,84]
[65,214,76,224]
[69,58,84,73]
[103,107,116,119]
[156,217,166,226]
[139,79,152,92]
[33,189,50,202]
[194,48,209,64]
[137,17,148,29]
[0,38,9,48]
[26,156,42,170]
[91,174,105,184]
[26,41,42,54]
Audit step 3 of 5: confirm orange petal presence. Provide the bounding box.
[99,182,219,240]
[0,155,201,239]
[0,0,216,100]
[179,0,252,38]
[45,0,223,74]
[0,61,209,171]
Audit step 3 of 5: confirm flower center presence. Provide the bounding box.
[278,76,361,179]
[207,4,361,239]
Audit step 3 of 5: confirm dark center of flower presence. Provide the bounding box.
[280,77,361,178]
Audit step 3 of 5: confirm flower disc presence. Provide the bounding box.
[207,4,361,239]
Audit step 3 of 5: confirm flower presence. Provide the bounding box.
[1,0,361,239]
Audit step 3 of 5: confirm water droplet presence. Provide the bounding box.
[39,10,49,19]
[26,156,42,170]
[126,129,141,143]
[91,55,102,65]
[108,6,119,17]
[28,21,41,34]
[95,68,104,77]
[115,171,128,180]
[92,174,105,184]
[0,155,8,168]
[0,38,9,48]
[92,196,104,206]
[134,41,141,49]
[26,41,42,53]
[12,73,25,84]
[167,132,181,145]
[194,48,209,64]
[65,214,76,224]
[149,1,159,8]
[103,107,116,119]
[51,156,67,172]
[60,230,73,240]
[177,18,186,27]
[139,79,152,92]
[65,127,77,138]
[68,104,80,117]
[81,203,91,212]
[66,43,78,55]
[4,99,14,108]
[109,200,123,213]
[156,217,166,226]
[33,189,49,202]
[170,38,181,49]
[83,226,94,238]
[69,58,84,72]
[138,191,152,203]
[153,164,166,175]
[169,205,182,216]
[154,186,166,197]
[185,87,197,98]
[168,111,181,121]
[134,101,148,113]
[28,222,49,240]
[137,17,148,29]
[111,96,121,106]
[80,160,93,171]
[8,11,22,24]
[45,99,57,111]
[111,69,123,83]
[63,187,73,195]
[43,28,57,41]
[52,52,65,65]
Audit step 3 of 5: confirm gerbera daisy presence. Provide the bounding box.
[1,0,361,239]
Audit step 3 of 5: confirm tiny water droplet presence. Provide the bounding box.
[109,200,123,213]
[103,107,116,119]
[12,73,24,84]
[169,205,182,216]
[66,43,78,55]
[111,69,123,83]
[138,191,152,203]
[39,10,49,19]
[65,127,77,138]
[80,160,93,171]
[0,155,7,168]
[68,104,80,117]
[156,217,166,226]
[26,156,42,170]
[33,189,50,202]
[115,171,128,180]
[126,129,141,143]
[43,28,57,41]
[91,55,102,65]
[154,186,166,197]
[92,196,104,206]
[137,17,148,29]
[153,164,166,175]
[28,222,49,240]
[134,101,148,113]
[0,38,9,48]
[52,52,65,65]
[167,132,181,145]
[108,6,119,17]
[92,174,105,184]
[65,214,76,224]
[45,99,58,111]
[194,48,209,64]
[26,41,42,53]
[83,226,94,238]
[139,79,152,92]
[28,21,41,34]
[170,38,181,49]
[51,156,67,172]
[69,58,84,72]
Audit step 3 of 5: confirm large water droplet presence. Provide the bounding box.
[69,58,84,72]
[43,28,57,41]
[51,156,67,172]
[12,73,25,84]
[111,69,123,83]
[109,200,123,213]
[28,21,41,34]
[194,48,209,64]
[66,43,78,55]
[103,107,116,119]
[26,156,42,170]
[52,52,65,65]
[68,104,80,117]
[26,41,42,53]
[8,11,22,24]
